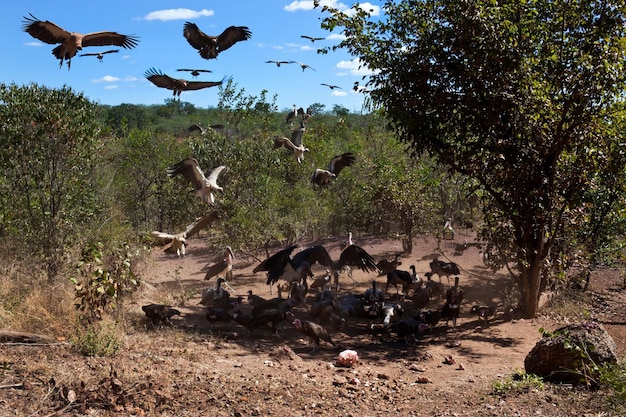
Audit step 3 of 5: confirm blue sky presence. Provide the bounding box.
[4,1,380,114]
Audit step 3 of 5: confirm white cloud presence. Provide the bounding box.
[284,0,347,12]
[143,8,214,21]
[104,85,119,90]
[91,75,120,83]
[335,58,375,76]
[327,33,346,41]
[331,90,347,97]
[25,41,42,47]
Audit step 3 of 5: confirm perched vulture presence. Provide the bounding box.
[183,23,251,59]
[142,304,181,326]
[145,68,225,99]
[79,49,119,62]
[321,83,342,90]
[151,211,220,257]
[312,152,356,186]
[22,13,138,70]
[166,158,226,204]
[301,35,325,43]
[266,60,290,67]
[274,121,308,163]
[285,105,304,124]
[177,68,212,78]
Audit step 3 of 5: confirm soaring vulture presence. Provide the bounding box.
[290,61,315,72]
[266,60,291,67]
[166,157,226,204]
[183,23,251,59]
[22,13,138,70]
[79,49,119,62]
[312,152,356,186]
[177,68,212,78]
[301,35,325,43]
[144,68,225,99]
[321,83,342,90]
[151,211,220,257]
[274,121,308,163]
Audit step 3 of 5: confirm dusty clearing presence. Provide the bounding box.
[1,231,625,416]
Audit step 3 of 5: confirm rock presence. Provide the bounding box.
[524,320,618,384]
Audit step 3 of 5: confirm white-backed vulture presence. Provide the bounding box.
[183,23,251,59]
[177,68,212,78]
[266,60,290,67]
[290,61,315,72]
[151,211,220,257]
[166,158,226,204]
[204,246,235,281]
[274,121,308,163]
[145,68,225,99]
[321,83,341,90]
[22,13,138,70]
[301,35,325,43]
[312,152,356,186]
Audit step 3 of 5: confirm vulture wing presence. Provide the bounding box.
[311,169,334,186]
[80,49,119,57]
[329,152,356,176]
[273,137,298,151]
[206,165,226,185]
[145,68,181,90]
[291,125,305,147]
[338,244,380,274]
[22,14,70,44]
[292,245,333,268]
[166,157,207,190]
[177,68,212,73]
[253,245,298,274]
[216,26,252,52]
[188,124,203,133]
[82,32,139,49]
[179,79,224,91]
[184,211,220,238]
[151,231,177,241]
[182,22,212,50]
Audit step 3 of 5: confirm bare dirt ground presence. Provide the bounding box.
[1,230,625,416]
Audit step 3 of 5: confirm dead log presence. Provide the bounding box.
[0,330,57,344]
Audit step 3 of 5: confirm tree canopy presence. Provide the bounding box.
[317,0,626,317]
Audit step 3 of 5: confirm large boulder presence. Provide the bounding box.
[524,320,618,384]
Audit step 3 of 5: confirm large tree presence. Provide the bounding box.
[317,0,626,317]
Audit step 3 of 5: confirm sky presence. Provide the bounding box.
[3,1,381,114]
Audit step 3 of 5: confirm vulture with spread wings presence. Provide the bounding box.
[151,212,220,257]
[274,121,308,163]
[312,152,356,186]
[145,68,225,99]
[166,158,226,204]
[177,68,213,78]
[183,23,251,59]
[79,49,119,62]
[22,13,138,69]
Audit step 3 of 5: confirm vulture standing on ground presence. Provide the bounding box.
[204,246,235,281]
[166,158,226,204]
[79,49,119,62]
[287,312,335,352]
[274,121,308,163]
[177,68,212,78]
[22,13,139,70]
[145,68,225,99]
[183,23,251,59]
[151,211,220,258]
[142,304,181,326]
[312,152,356,186]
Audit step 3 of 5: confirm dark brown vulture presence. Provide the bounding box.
[142,304,181,326]
[311,152,356,186]
[79,49,119,62]
[22,13,138,70]
[177,68,213,78]
[183,23,251,59]
[144,68,225,99]
[166,157,226,204]
[151,211,220,257]
[321,83,342,90]
[300,35,325,43]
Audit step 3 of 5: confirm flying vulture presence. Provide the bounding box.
[300,35,325,43]
[166,157,226,204]
[144,68,225,99]
[321,83,342,90]
[265,60,291,67]
[151,211,220,257]
[22,13,138,70]
[177,68,213,78]
[183,23,251,59]
[79,49,119,62]
[274,121,308,163]
[187,123,225,135]
[290,61,315,72]
[312,152,356,186]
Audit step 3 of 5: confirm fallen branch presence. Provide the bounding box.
[0,330,57,344]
